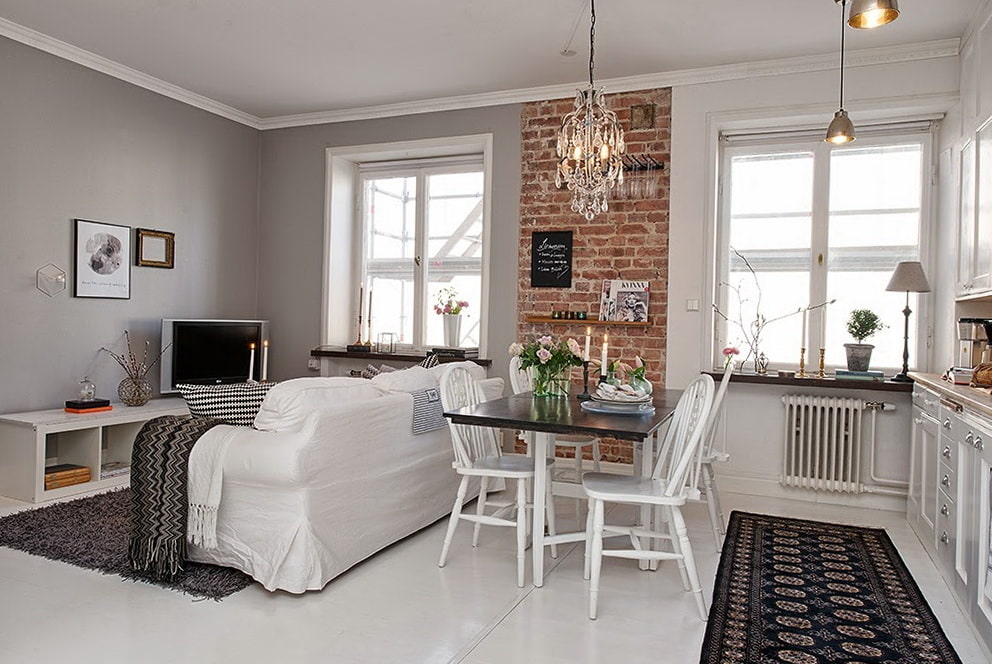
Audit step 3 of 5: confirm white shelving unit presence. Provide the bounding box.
[0,398,188,503]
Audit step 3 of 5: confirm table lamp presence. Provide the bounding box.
[885,261,931,382]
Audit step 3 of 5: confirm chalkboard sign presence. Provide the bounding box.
[530,231,573,288]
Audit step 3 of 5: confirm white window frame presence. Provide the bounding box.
[712,124,936,372]
[322,135,493,353]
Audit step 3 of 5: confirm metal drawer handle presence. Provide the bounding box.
[965,432,973,445]
[942,446,951,458]
[941,475,951,487]
[943,418,952,430]
[940,504,949,516]
[940,532,949,545]
[940,398,964,413]
[976,436,984,451]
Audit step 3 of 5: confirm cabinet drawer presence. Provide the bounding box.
[913,386,939,418]
[938,463,957,499]
[935,500,956,572]
[938,438,958,469]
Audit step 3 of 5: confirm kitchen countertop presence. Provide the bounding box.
[908,372,992,420]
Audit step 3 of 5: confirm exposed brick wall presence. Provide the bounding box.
[515,88,672,464]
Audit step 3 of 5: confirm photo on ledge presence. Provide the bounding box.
[598,279,650,322]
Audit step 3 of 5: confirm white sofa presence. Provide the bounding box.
[186,361,501,593]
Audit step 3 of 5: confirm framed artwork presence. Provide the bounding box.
[630,104,656,129]
[135,228,175,268]
[73,219,131,299]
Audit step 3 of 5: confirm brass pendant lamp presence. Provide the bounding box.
[848,0,899,29]
[826,0,855,144]
[555,0,625,220]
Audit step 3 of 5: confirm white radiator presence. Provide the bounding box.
[781,395,864,494]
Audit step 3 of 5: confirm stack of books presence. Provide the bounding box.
[100,461,131,480]
[64,398,112,414]
[834,369,886,382]
[44,464,91,490]
[431,347,479,358]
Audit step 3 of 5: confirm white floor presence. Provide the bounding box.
[0,490,988,664]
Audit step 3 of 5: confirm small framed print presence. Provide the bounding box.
[135,228,175,269]
[630,104,656,130]
[73,219,131,299]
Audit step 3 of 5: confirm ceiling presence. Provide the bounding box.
[0,0,984,124]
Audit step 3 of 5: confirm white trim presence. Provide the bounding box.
[0,17,260,128]
[2,15,953,131]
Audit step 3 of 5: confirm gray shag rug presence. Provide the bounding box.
[0,487,253,600]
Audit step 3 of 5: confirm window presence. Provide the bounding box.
[360,157,484,349]
[715,129,931,371]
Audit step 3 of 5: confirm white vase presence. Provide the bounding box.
[443,314,461,347]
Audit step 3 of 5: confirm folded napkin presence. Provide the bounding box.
[595,382,650,402]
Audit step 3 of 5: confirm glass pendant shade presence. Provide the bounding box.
[555,88,625,220]
[826,110,856,144]
[847,0,899,29]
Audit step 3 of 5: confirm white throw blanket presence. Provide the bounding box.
[187,426,239,549]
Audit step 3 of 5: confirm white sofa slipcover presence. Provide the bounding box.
[186,361,500,593]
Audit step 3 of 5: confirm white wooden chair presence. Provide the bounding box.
[696,360,735,549]
[438,366,556,587]
[582,373,714,620]
[509,355,602,479]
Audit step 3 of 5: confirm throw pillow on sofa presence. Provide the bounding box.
[177,382,276,427]
[253,377,388,433]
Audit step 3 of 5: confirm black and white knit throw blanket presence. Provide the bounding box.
[128,415,224,580]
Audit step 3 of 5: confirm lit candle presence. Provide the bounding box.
[600,333,609,375]
[584,326,591,362]
[800,308,808,349]
[248,343,255,382]
[261,340,269,382]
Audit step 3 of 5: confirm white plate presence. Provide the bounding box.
[581,400,656,416]
[590,392,652,404]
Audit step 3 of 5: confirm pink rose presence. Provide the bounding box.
[458,300,469,308]
[722,346,740,357]
[538,335,553,346]
[536,348,552,363]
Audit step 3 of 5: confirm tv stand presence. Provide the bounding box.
[0,398,188,503]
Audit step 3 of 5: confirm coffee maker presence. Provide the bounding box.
[958,317,992,368]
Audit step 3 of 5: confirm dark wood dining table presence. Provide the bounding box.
[444,388,683,587]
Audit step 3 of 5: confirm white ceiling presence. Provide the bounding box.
[0,0,984,124]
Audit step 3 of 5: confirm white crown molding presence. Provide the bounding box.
[961,0,992,50]
[0,15,958,132]
[0,17,262,129]
[259,38,960,130]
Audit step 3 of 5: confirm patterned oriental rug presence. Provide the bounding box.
[700,511,962,664]
[0,488,252,600]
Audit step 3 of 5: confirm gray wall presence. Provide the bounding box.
[257,107,523,386]
[0,37,261,412]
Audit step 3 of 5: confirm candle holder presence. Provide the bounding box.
[577,361,592,400]
[816,348,825,378]
[797,347,809,378]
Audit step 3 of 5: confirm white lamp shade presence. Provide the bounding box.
[885,261,931,293]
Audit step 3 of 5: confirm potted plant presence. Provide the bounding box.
[844,309,885,372]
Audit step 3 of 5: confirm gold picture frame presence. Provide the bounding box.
[135,228,175,269]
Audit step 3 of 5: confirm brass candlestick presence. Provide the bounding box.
[797,347,808,378]
[817,348,825,378]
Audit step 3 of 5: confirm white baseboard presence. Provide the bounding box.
[718,475,907,513]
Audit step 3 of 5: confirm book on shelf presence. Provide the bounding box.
[100,461,130,479]
[834,369,886,381]
[598,280,650,322]
[64,398,111,410]
[45,474,91,490]
[65,405,113,414]
[430,347,479,358]
[44,463,89,476]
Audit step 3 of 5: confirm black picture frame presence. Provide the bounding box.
[73,219,131,299]
[530,230,573,288]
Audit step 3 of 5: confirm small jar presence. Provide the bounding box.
[79,377,96,401]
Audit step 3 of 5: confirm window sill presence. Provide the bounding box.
[703,371,912,393]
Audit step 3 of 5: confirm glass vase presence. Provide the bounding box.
[532,365,570,398]
[118,376,152,406]
[629,374,653,396]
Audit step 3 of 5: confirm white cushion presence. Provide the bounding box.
[370,365,437,394]
[254,377,387,433]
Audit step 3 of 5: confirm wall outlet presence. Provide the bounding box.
[307,357,321,371]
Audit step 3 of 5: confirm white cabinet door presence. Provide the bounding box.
[958,138,978,296]
[974,120,992,294]
[966,413,992,651]
[911,405,940,552]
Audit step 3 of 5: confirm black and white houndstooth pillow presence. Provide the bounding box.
[176,382,276,427]
[419,354,439,369]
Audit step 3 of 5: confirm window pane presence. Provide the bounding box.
[724,151,814,365]
[367,177,416,260]
[425,171,483,348]
[367,276,414,344]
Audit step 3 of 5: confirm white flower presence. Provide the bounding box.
[508,342,523,356]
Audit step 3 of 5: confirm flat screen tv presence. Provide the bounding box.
[160,318,269,393]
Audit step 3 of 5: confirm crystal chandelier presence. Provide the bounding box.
[555,0,625,221]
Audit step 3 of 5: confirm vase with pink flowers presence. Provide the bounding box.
[509,335,583,398]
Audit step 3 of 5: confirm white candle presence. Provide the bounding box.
[584,327,591,362]
[261,340,269,382]
[248,343,255,382]
[820,311,827,349]
[801,309,807,350]
[600,333,609,375]
[367,288,373,341]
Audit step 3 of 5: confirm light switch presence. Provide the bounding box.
[686,299,700,312]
